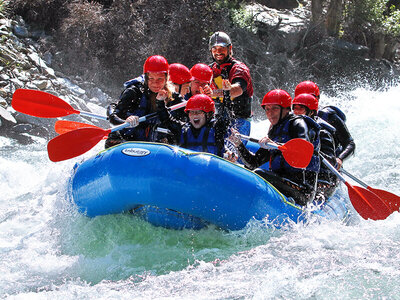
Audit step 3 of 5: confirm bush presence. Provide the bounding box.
[343,0,400,59]
[6,0,69,31]
[52,0,229,94]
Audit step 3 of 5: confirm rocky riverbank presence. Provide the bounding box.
[1,3,400,144]
[0,13,111,143]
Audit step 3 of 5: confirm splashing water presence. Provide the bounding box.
[1,85,400,299]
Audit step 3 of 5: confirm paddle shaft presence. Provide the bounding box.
[320,156,346,182]
[340,169,369,188]
[109,100,187,133]
[238,134,279,150]
[79,111,108,120]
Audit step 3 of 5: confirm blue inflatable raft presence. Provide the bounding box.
[69,142,352,230]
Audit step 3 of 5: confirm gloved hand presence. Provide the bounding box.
[126,115,139,128]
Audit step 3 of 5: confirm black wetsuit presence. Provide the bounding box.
[237,113,319,206]
[318,106,355,162]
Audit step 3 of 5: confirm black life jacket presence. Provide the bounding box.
[119,75,159,141]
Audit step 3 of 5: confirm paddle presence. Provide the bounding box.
[11,89,107,120]
[47,101,187,162]
[55,120,102,135]
[239,135,314,169]
[320,156,392,220]
[55,120,173,136]
[341,168,400,213]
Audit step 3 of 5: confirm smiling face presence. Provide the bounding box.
[211,45,231,64]
[147,72,167,93]
[264,104,284,125]
[188,110,207,129]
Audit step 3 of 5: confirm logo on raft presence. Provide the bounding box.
[121,148,151,157]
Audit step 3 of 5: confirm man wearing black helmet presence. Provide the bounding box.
[208,31,254,137]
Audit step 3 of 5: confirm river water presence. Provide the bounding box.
[1,84,400,299]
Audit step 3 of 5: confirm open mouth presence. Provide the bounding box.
[193,118,200,125]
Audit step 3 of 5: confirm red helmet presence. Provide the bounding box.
[292,93,319,111]
[143,55,169,74]
[261,89,292,108]
[168,63,193,85]
[294,81,320,98]
[190,63,213,83]
[184,94,215,113]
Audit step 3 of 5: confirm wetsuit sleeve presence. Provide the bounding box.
[108,88,140,125]
[157,100,184,142]
[330,114,355,161]
[320,129,337,166]
[237,144,270,170]
[289,118,310,141]
[229,62,253,97]
[231,78,247,93]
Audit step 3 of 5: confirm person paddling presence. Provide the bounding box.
[292,93,338,199]
[295,81,356,169]
[229,89,320,206]
[105,55,173,148]
[157,94,231,157]
[208,31,254,137]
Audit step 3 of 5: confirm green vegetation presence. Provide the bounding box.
[341,0,400,59]
[345,0,400,36]
[383,5,400,36]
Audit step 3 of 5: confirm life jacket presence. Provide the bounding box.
[209,58,253,119]
[317,105,348,156]
[180,122,221,156]
[119,75,159,141]
[318,105,346,123]
[269,114,320,173]
[300,115,321,173]
[315,116,336,136]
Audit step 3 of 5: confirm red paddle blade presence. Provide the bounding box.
[55,120,100,134]
[346,182,392,220]
[367,187,400,213]
[47,127,110,162]
[278,138,314,169]
[12,89,79,118]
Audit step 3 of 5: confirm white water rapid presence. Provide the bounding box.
[1,84,399,299]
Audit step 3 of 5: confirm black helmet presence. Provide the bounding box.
[209,32,232,50]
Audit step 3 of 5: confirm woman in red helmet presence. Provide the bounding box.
[168,63,192,97]
[229,89,319,206]
[166,63,193,124]
[292,93,338,200]
[157,94,231,157]
[105,55,174,148]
